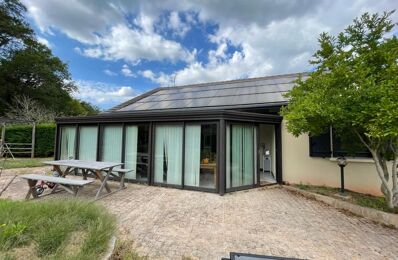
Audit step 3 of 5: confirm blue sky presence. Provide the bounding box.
[22,0,396,110]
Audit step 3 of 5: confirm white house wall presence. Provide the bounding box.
[281,120,391,196]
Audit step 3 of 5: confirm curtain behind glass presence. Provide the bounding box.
[242,125,254,185]
[124,125,138,179]
[184,125,201,186]
[78,126,98,161]
[60,126,76,160]
[102,125,122,168]
[226,124,231,188]
[227,124,255,188]
[154,125,183,185]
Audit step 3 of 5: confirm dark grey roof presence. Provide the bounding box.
[108,72,308,112]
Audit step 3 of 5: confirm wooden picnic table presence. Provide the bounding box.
[21,174,94,199]
[43,160,126,200]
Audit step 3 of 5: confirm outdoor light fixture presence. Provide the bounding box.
[337,157,347,194]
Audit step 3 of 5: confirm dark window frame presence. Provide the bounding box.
[309,128,372,158]
[123,123,151,184]
[225,121,257,192]
[183,121,219,193]
[151,122,185,189]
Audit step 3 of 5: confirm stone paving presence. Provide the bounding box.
[1,168,398,259]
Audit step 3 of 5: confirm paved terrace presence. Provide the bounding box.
[1,167,398,259]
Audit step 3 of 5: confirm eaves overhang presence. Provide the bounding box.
[56,109,282,124]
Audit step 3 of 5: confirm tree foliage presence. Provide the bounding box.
[0,0,99,118]
[0,0,33,56]
[281,11,398,208]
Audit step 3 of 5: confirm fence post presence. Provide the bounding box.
[31,122,36,158]
[0,122,5,156]
[1,123,5,146]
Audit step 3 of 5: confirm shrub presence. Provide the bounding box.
[3,123,56,157]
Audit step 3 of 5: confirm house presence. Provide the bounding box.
[55,72,382,195]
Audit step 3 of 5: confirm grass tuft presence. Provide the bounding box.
[0,199,115,259]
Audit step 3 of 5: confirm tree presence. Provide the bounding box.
[0,41,77,113]
[280,11,398,209]
[0,0,33,56]
[6,95,57,123]
[0,0,100,117]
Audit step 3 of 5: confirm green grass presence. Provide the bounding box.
[0,199,115,259]
[0,157,52,169]
[295,183,398,214]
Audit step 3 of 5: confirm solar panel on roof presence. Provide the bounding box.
[112,73,303,111]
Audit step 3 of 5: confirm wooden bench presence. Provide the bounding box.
[21,174,94,199]
[110,169,134,189]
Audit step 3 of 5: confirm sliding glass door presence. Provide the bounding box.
[124,124,149,181]
[154,124,183,185]
[226,123,256,189]
[101,125,122,167]
[59,126,76,160]
[184,123,217,189]
[78,126,98,161]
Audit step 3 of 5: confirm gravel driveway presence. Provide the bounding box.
[1,169,398,259]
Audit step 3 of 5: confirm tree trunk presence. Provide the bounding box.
[371,151,398,209]
[355,132,398,209]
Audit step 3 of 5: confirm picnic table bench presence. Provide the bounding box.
[21,174,94,199]
[43,160,133,200]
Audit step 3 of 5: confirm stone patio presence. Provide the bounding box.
[1,168,398,259]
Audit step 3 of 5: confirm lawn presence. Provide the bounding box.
[294,184,398,214]
[0,157,52,169]
[0,199,115,259]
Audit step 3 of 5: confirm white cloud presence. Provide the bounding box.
[37,36,51,48]
[73,80,138,107]
[121,64,135,77]
[104,69,117,76]
[80,24,194,64]
[168,11,190,37]
[24,0,398,87]
[139,70,173,86]
[24,0,122,44]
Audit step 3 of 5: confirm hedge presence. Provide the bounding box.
[2,123,56,157]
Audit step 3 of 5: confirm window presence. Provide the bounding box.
[154,125,183,185]
[226,124,256,189]
[124,124,149,181]
[59,126,76,160]
[184,124,217,189]
[101,125,123,166]
[78,126,98,161]
[309,129,371,158]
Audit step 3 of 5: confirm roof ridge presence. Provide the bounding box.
[163,71,309,90]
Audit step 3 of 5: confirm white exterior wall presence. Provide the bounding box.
[281,120,390,196]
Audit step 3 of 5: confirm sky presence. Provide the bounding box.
[22,0,397,110]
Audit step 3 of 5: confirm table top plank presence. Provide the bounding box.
[43,160,123,170]
[21,174,94,186]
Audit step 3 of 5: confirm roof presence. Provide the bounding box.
[108,72,308,113]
